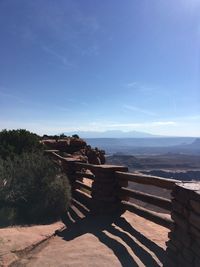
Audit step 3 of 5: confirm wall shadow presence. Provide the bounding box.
[58,199,166,267]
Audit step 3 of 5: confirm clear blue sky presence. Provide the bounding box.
[0,0,200,136]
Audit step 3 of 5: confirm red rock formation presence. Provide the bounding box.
[42,137,105,165]
[41,138,86,153]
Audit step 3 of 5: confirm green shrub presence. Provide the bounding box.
[0,152,71,225]
[72,134,79,139]
[0,207,16,227]
[0,158,8,207]
[0,129,42,160]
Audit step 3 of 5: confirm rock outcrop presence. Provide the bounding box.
[41,137,105,165]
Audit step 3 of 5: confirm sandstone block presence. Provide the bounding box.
[194,256,200,267]
[172,200,184,214]
[189,211,200,230]
[190,226,200,238]
[178,253,193,267]
[166,241,178,252]
[196,238,200,248]
[168,231,173,239]
[164,256,178,267]
[190,199,200,215]
[171,212,188,230]
[173,182,200,205]
[172,190,189,204]
[190,190,200,202]
[166,247,178,262]
[182,247,194,263]
[191,241,200,257]
[183,207,190,218]
[175,228,191,247]
[178,182,200,191]
[171,238,183,250]
[118,179,129,187]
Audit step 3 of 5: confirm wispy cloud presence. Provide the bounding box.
[79,16,101,34]
[151,121,176,126]
[125,82,138,88]
[54,101,88,112]
[55,106,71,112]
[18,2,102,65]
[176,114,200,121]
[3,118,200,137]
[101,121,176,128]
[123,104,157,116]
[42,46,74,68]
[0,118,177,135]
[83,120,177,132]
[81,44,99,56]
[124,82,155,93]
[0,87,24,103]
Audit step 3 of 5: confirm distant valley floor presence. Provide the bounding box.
[106,153,200,181]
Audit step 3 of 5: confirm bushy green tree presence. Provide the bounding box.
[72,134,79,139]
[0,152,71,225]
[0,157,7,207]
[0,129,42,160]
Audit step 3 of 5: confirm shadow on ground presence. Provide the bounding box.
[58,198,166,267]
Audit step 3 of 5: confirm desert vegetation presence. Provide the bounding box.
[0,129,71,227]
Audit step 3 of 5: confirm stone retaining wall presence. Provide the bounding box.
[48,150,200,266]
[165,182,200,267]
[91,165,128,214]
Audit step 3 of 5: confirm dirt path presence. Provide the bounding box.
[12,200,169,267]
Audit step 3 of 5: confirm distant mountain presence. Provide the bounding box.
[186,138,200,148]
[64,130,157,138]
[62,131,199,155]
[85,137,197,155]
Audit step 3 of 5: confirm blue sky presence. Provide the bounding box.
[0,0,200,136]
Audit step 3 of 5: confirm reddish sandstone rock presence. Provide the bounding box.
[42,137,105,165]
[42,138,86,153]
[85,146,105,165]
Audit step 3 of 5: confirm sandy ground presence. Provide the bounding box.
[3,200,169,267]
[0,222,65,266]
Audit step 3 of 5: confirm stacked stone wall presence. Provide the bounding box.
[165,182,200,267]
[91,166,128,214]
